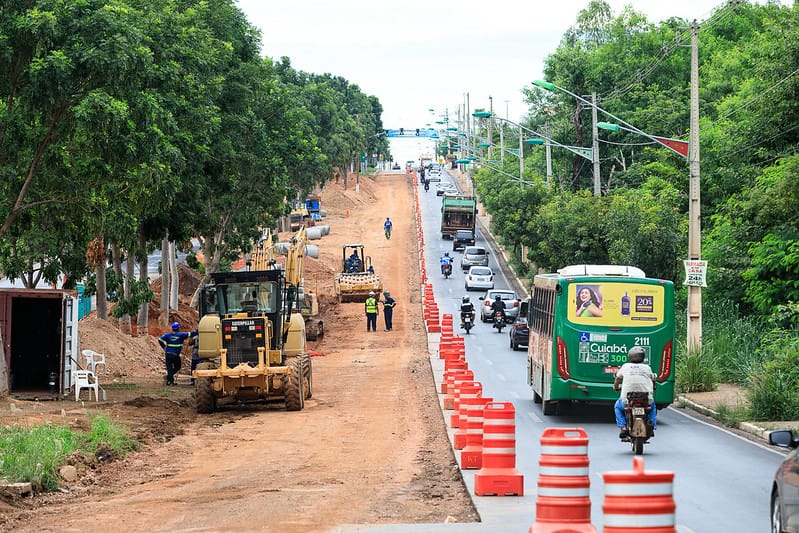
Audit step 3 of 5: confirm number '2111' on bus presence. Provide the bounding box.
[526,264,675,416]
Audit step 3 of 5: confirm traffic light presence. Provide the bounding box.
[416,128,420,136]
[399,127,404,136]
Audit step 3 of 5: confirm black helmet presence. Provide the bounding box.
[444,252,450,257]
[462,296,470,303]
[628,346,646,363]
[495,295,501,301]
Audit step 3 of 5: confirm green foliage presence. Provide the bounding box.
[748,333,799,421]
[0,423,78,491]
[0,416,138,492]
[184,252,205,275]
[111,279,154,319]
[675,346,719,393]
[82,415,139,455]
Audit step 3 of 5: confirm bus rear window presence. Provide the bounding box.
[567,282,665,327]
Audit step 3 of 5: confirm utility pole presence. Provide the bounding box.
[687,20,703,351]
[592,93,601,196]
[488,96,493,160]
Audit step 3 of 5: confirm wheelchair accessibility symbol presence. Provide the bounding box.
[579,332,590,343]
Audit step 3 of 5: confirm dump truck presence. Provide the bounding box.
[333,244,382,302]
[193,268,312,413]
[441,195,477,239]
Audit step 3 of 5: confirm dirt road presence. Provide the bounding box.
[0,172,479,531]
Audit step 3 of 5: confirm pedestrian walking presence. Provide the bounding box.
[365,291,378,332]
[382,290,396,331]
[158,322,197,385]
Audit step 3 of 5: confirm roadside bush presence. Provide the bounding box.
[748,331,799,420]
[675,344,719,393]
[0,415,137,492]
[0,423,78,491]
[675,297,767,386]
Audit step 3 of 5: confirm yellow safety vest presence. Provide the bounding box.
[365,298,378,313]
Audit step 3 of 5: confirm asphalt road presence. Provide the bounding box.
[409,169,786,533]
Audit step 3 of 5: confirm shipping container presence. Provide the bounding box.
[0,288,79,399]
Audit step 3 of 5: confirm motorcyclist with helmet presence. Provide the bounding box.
[489,294,506,321]
[440,252,453,275]
[613,346,657,439]
[460,296,475,328]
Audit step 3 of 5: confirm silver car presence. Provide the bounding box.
[461,246,489,270]
[479,289,521,322]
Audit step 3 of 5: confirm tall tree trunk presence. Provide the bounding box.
[169,241,178,310]
[118,252,135,335]
[0,325,8,396]
[136,224,150,336]
[159,236,170,329]
[95,261,108,320]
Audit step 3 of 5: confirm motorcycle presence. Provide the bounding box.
[622,392,654,455]
[492,311,506,333]
[461,312,474,334]
[442,262,452,279]
[424,181,429,192]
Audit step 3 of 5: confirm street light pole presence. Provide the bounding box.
[535,70,701,350]
[591,93,601,196]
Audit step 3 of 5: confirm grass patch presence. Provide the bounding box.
[0,415,137,491]
[675,346,719,393]
[713,403,750,428]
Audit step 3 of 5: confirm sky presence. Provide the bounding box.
[235,0,787,164]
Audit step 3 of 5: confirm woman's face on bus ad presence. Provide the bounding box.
[579,288,591,302]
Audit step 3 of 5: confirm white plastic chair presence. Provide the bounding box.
[74,370,99,402]
[82,349,106,374]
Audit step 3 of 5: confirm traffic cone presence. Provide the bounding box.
[474,402,524,496]
[602,456,676,532]
[530,427,594,532]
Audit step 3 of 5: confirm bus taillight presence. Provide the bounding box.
[556,336,571,379]
[657,340,673,381]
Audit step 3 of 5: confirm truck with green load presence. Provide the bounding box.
[441,195,477,239]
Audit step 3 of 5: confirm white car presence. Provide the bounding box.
[464,266,494,291]
[426,168,442,182]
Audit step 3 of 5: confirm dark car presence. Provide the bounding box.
[769,429,799,532]
[452,230,475,251]
[508,298,529,350]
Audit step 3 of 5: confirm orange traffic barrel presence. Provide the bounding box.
[454,396,492,450]
[474,402,524,496]
[530,427,595,532]
[459,397,493,469]
[602,456,676,532]
[450,381,481,428]
[442,368,473,394]
[442,368,471,408]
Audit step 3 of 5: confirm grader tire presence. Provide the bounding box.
[299,353,313,399]
[285,357,304,411]
[194,362,217,414]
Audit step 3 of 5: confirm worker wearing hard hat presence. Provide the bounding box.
[365,291,379,332]
[382,290,396,332]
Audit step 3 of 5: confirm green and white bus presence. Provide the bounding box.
[526,264,675,415]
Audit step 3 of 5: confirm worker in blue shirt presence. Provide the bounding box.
[158,322,197,385]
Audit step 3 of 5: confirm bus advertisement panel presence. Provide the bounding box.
[526,268,675,416]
